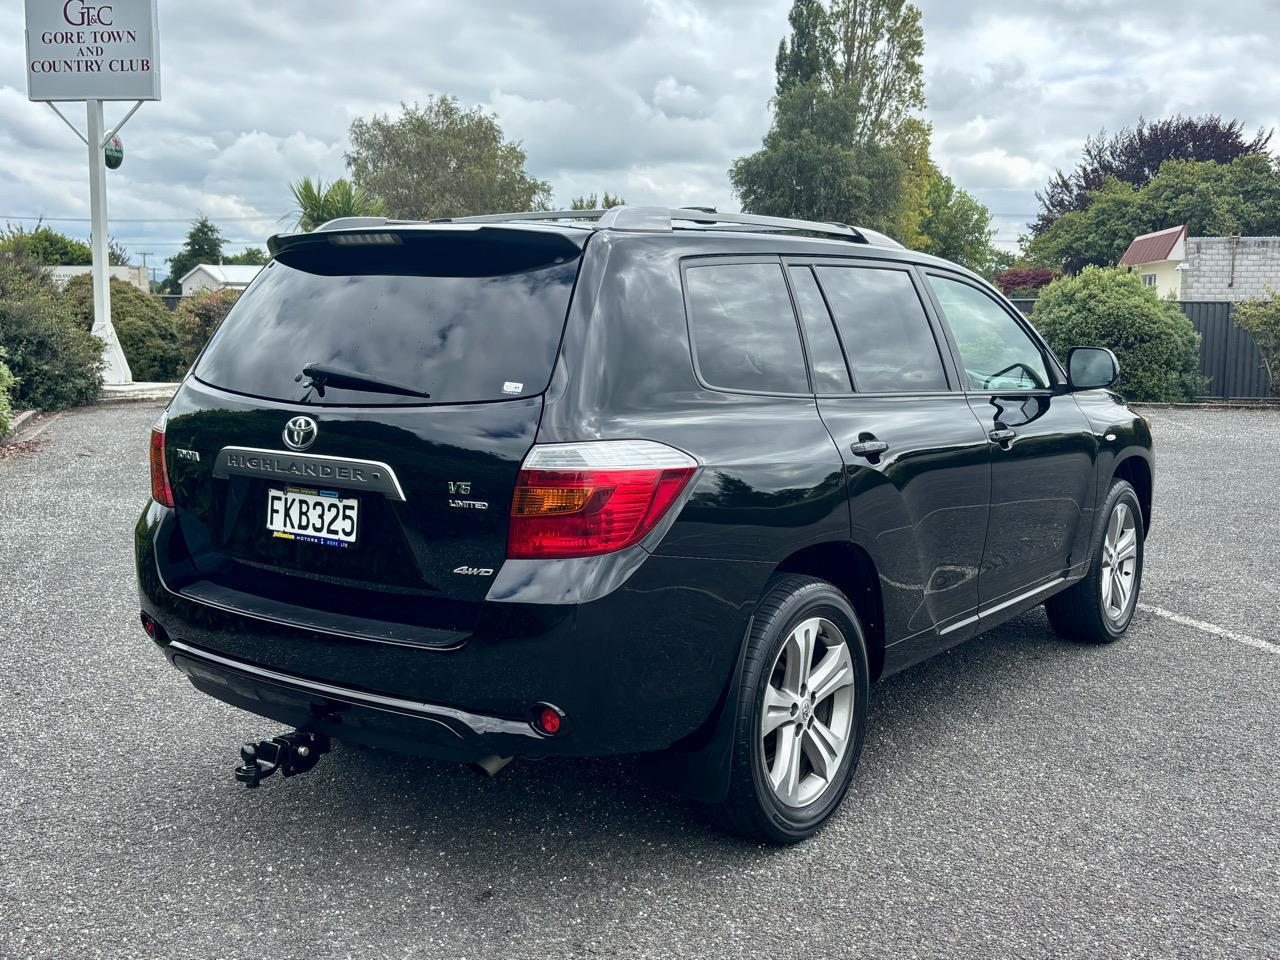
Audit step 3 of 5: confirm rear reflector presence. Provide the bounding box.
[149,414,175,508]
[507,441,697,559]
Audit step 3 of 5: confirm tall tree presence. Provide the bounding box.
[732,0,924,230]
[346,98,552,220]
[289,177,387,232]
[775,0,831,94]
[829,0,925,145]
[731,82,904,231]
[1033,115,1272,236]
[164,217,224,294]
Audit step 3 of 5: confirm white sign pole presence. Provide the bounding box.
[86,98,131,383]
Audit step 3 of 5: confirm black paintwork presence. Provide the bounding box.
[135,222,1153,797]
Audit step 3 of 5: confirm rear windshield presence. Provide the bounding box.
[193,230,581,405]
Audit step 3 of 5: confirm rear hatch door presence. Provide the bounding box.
[160,226,584,646]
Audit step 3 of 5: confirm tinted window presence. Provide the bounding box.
[927,275,1052,390]
[193,232,580,405]
[789,267,852,394]
[815,266,948,393]
[685,262,808,393]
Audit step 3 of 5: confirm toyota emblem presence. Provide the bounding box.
[283,416,318,451]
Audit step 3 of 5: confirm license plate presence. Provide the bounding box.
[266,486,358,548]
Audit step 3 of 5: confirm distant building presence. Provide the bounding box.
[1120,225,1280,301]
[178,263,262,296]
[1118,225,1186,299]
[46,264,149,291]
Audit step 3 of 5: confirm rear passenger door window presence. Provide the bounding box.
[815,266,949,393]
[788,266,852,394]
[925,274,1053,391]
[684,261,809,394]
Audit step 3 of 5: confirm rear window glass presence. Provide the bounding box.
[193,231,581,405]
[815,266,949,393]
[684,262,808,394]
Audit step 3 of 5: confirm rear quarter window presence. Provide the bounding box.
[684,261,809,394]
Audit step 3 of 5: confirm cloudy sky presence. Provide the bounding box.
[5,0,1279,279]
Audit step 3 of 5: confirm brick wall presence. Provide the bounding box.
[1182,237,1280,301]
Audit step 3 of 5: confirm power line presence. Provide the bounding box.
[0,215,279,225]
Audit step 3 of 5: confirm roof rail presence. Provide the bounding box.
[321,206,905,248]
[429,209,609,224]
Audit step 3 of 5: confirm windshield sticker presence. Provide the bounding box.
[502,381,524,395]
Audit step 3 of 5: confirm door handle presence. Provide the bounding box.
[850,440,889,458]
[989,428,1017,444]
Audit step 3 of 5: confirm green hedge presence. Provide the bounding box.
[1033,267,1207,402]
[0,350,14,437]
[62,274,182,382]
[175,288,240,373]
[0,255,103,411]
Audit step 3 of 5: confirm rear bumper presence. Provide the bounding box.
[137,501,772,758]
[167,639,541,762]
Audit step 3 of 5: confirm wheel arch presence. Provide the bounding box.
[775,540,886,683]
[1113,452,1153,532]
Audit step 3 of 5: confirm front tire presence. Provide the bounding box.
[1045,479,1144,643]
[706,575,870,844]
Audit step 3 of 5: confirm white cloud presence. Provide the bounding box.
[0,0,1276,267]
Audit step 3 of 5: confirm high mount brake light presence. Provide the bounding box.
[507,441,698,559]
[149,414,175,508]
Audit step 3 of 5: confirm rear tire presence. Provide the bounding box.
[1045,479,1144,644]
[705,575,869,844]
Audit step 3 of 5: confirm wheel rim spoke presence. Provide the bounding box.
[769,723,803,804]
[808,645,853,706]
[761,685,795,737]
[802,718,845,782]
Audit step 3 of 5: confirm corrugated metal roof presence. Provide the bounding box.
[178,263,263,286]
[1119,224,1186,266]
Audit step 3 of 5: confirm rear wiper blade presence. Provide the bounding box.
[295,362,431,399]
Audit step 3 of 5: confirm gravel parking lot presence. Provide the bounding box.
[2,403,1277,960]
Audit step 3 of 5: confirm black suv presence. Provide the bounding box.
[136,206,1153,843]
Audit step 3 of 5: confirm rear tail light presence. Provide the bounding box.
[149,413,175,508]
[507,440,697,559]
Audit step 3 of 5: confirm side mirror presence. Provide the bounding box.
[1066,346,1119,391]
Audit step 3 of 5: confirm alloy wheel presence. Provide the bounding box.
[759,616,855,808]
[1100,502,1139,622]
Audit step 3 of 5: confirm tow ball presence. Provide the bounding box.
[233,730,330,789]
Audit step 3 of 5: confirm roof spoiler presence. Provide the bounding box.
[273,206,905,251]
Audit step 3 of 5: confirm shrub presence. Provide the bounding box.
[61,274,182,381]
[0,254,103,410]
[1033,266,1206,402]
[175,288,240,372]
[1232,288,1280,397]
[994,267,1058,297]
[0,349,14,437]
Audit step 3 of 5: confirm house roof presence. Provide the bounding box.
[1119,224,1187,266]
[178,263,263,286]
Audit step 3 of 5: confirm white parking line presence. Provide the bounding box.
[1138,603,1280,656]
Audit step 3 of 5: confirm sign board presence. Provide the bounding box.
[25,0,161,101]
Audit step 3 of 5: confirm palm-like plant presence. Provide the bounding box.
[289,177,387,232]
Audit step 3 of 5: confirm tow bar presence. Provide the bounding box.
[233,730,330,789]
